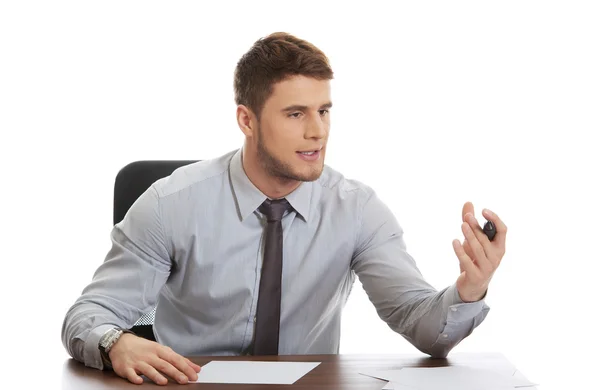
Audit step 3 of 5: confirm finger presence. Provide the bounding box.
[159,347,199,382]
[482,208,507,248]
[460,239,474,274]
[462,201,475,223]
[453,239,480,277]
[137,361,168,386]
[186,358,202,373]
[123,367,144,385]
[462,221,494,274]
[464,213,494,259]
[462,238,475,262]
[150,357,191,385]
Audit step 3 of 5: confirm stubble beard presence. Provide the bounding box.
[256,126,323,183]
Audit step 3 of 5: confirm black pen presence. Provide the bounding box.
[483,220,496,241]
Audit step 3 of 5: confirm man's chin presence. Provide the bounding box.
[282,167,324,183]
[298,174,321,182]
[297,169,325,182]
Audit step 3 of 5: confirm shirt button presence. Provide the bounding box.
[450,307,458,312]
[442,334,448,338]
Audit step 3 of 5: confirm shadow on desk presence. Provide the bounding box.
[61,353,475,390]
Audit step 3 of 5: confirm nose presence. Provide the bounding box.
[304,115,328,140]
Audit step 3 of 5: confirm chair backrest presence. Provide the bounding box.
[114,160,199,225]
[113,160,198,340]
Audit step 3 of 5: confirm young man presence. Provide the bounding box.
[62,32,507,386]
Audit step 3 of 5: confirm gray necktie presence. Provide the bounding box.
[253,198,292,355]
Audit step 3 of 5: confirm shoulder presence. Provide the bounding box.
[315,164,376,203]
[316,165,397,226]
[151,150,236,199]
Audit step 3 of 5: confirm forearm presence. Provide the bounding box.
[62,226,170,368]
[397,284,489,358]
[61,303,120,369]
[62,273,142,369]
[352,190,491,358]
[62,269,168,369]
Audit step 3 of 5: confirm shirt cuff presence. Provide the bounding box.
[443,284,488,322]
[84,324,118,370]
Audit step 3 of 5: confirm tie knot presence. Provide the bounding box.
[259,198,291,222]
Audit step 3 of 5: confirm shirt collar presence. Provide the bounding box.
[229,148,312,222]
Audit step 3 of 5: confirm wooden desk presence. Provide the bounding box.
[61,353,511,389]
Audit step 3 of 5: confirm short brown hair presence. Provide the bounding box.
[234,32,334,120]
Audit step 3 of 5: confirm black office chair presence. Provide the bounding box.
[113,160,198,341]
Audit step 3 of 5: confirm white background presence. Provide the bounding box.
[1,1,598,389]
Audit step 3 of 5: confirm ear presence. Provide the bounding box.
[236,105,256,138]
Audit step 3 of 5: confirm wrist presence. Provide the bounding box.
[98,328,134,369]
[458,287,487,303]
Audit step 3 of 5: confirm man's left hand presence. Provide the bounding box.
[452,202,507,302]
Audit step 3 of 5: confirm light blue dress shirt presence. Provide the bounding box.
[62,148,489,370]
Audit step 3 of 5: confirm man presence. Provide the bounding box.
[62,32,507,386]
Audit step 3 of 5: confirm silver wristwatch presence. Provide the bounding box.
[99,328,131,368]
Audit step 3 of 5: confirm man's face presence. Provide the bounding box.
[254,75,331,182]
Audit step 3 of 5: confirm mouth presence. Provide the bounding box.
[296,147,323,161]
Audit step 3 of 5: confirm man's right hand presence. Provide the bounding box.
[108,333,201,385]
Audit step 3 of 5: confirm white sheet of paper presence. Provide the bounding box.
[360,369,395,382]
[384,366,536,390]
[382,382,417,390]
[191,361,320,384]
[388,384,533,390]
[360,361,516,384]
[366,371,418,389]
[381,369,538,390]
[367,354,538,390]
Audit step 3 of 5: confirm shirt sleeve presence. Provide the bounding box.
[350,189,490,358]
[61,184,172,369]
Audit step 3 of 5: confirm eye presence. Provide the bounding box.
[319,109,329,116]
[289,112,302,118]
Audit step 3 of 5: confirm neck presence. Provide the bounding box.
[241,146,301,199]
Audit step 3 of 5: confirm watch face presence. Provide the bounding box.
[100,329,118,349]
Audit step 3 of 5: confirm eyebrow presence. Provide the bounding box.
[281,102,333,112]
